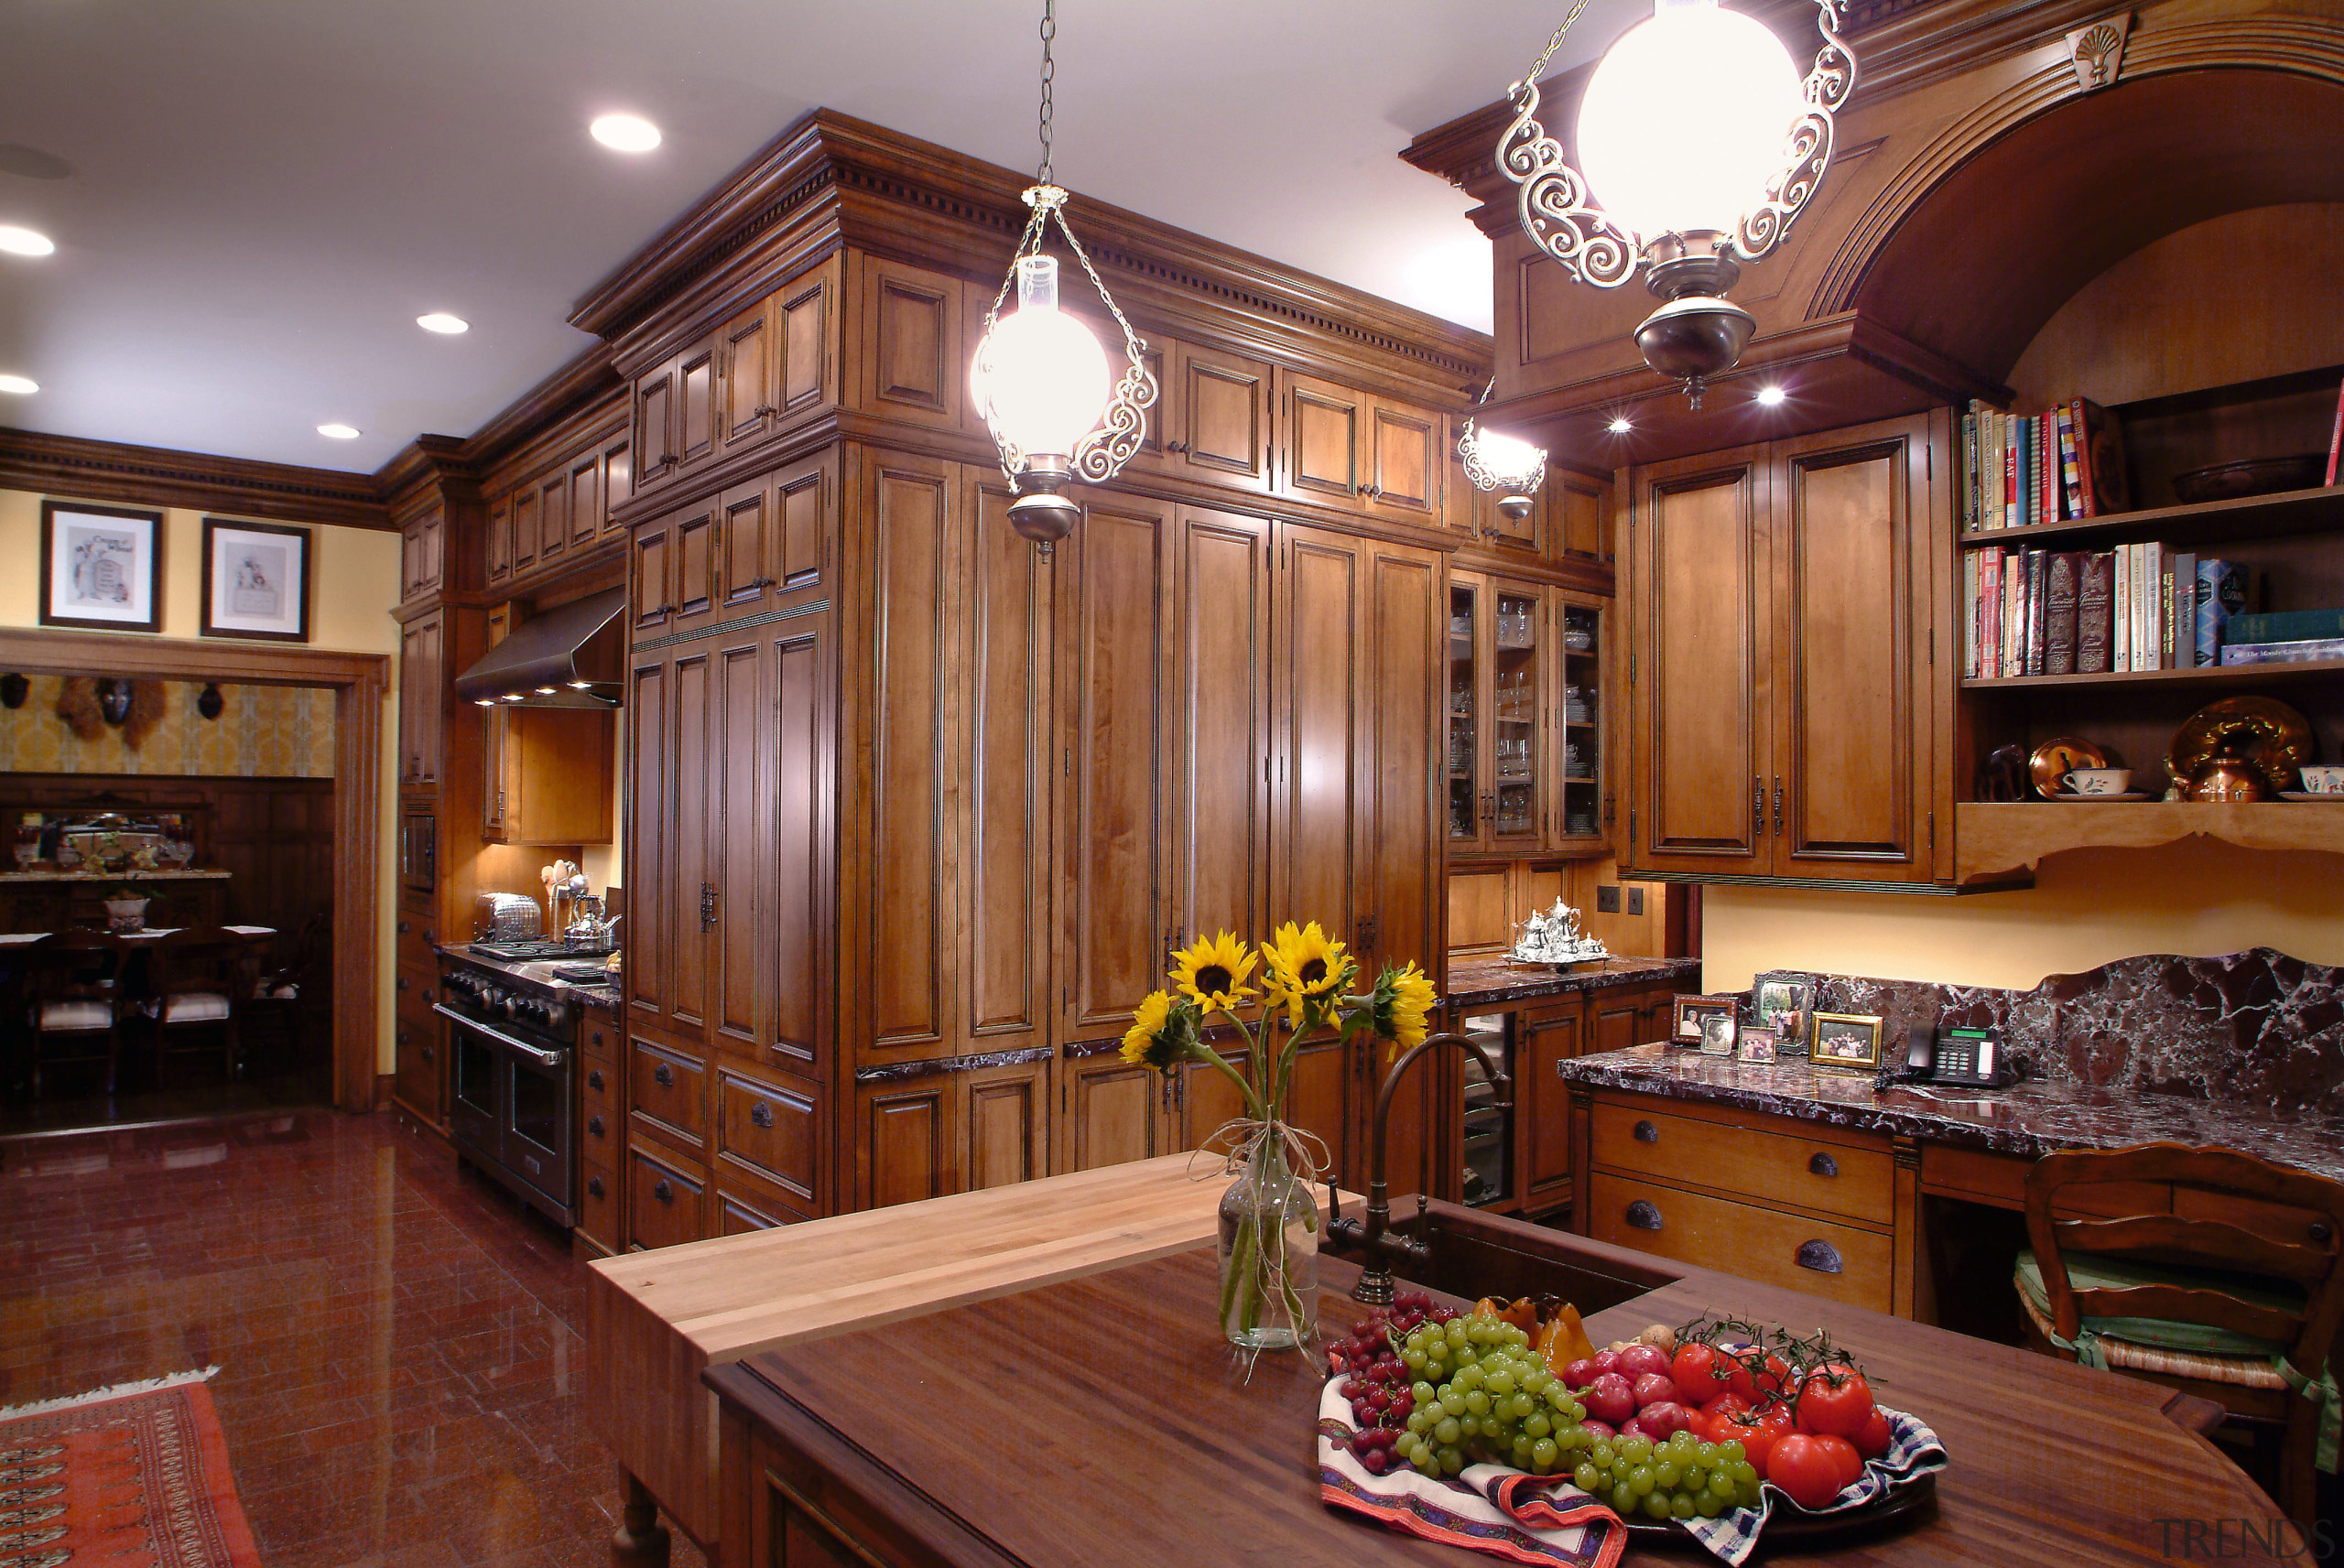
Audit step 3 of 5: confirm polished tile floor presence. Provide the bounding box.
[0,1109,706,1568]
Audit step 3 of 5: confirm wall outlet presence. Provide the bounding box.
[1627,887,1645,915]
[1595,884,1621,914]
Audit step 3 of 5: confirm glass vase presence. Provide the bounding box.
[1215,1134,1319,1349]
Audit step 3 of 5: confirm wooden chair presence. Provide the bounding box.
[2019,1142,2344,1531]
[21,930,129,1098]
[245,908,328,1067]
[146,926,250,1085]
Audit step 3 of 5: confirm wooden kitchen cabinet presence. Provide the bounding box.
[855,1056,1049,1212]
[477,602,615,847]
[634,332,721,497]
[486,492,512,586]
[863,257,962,431]
[511,480,540,579]
[400,510,444,603]
[1161,341,1275,492]
[1624,412,1943,885]
[717,255,841,460]
[398,609,443,785]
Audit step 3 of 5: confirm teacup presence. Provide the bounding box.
[2062,767,2132,795]
[2299,765,2344,796]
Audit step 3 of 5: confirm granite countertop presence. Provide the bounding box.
[437,942,622,1013]
[1445,953,1699,1008]
[0,868,231,881]
[1555,1043,2344,1184]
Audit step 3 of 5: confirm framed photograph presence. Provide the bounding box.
[1698,1011,1739,1057]
[1810,1012,1884,1072]
[1751,970,1816,1037]
[40,501,162,633]
[1672,993,1741,1047]
[201,518,311,642]
[1739,1025,1780,1064]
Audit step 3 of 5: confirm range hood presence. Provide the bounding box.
[453,588,625,710]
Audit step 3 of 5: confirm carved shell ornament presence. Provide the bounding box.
[2065,13,2132,92]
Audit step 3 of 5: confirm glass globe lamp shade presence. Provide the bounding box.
[1473,428,1546,492]
[971,255,1112,463]
[1574,0,1806,245]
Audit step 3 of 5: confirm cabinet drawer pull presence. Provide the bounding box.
[2312,1221,2334,1245]
[654,1179,675,1205]
[1795,1239,1843,1274]
[654,1062,674,1088]
[397,920,411,935]
[588,1175,605,1199]
[1165,438,1189,454]
[1808,1152,1839,1178]
[591,1031,604,1051]
[588,1115,605,1137]
[1625,1200,1663,1231]
[589,1068,605,1092]
[750,1101,774,1130]
[397,1029,410,1048]
[1633,1119,1658,1143]
[396,975,408,992]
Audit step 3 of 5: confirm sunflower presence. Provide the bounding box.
[1261,920,1351,1024]
[1120,989,1194,1072]
[1171,930,1257,1011]
[1367,961,1438,1051]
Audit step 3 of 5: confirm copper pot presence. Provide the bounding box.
[2184,733,2274,802]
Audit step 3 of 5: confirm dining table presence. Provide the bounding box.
[0,925,275,946]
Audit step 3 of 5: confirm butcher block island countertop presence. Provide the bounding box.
[587,1153,1360,1561]
[706,1238,2290,1568]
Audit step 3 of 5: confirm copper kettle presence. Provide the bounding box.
[2182,732,2274,802]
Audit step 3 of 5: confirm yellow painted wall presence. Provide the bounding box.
[0,488,403,1071]
[1702,838,2344,994]
[0,676,336,776]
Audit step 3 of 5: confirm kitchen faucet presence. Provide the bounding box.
[1328,1030,1513,1305]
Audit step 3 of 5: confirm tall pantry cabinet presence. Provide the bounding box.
[599,112,1482,1246]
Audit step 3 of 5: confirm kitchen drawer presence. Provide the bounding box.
[630,1035,708,1149]
[1587,1172,1893,1314]
[716,1159,814,1236]
[1590,1100,1893,1225]
[582,1014,618,1063]
[715,1067,819,1210]
[582,1056,618,1115]
[579,1160,620,1251]
[627,1141,708,1251]
[1922,1144,2171,1219]
[582,1090,619,1164]
[396,916,439,976]
[395,964,439,1030]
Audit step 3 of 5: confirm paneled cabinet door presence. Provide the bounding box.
[398,611,442,785]
[626,650,672,1032]
[863,258,962,430]
[480,605,513,838]
[857,1057,1048,1212]
[486,493,513,585]
[1767,414,1939,883]
[600,431,633,535]
[1057,489,1174,1051]
[1362,394,1445,528]
[717,296,780,457]
[1167,505,1272,957]
[511,482,540,577]
[1278,371,1364,508]
[634,336,717,494]
[1060,1050,1169,1173]
[1166,342,1274,492]
[667,498,722,634]
[569,447,602,547]
[1521,1003,1583,1213]
[537,469,570,568]
[1626,447,1772,876]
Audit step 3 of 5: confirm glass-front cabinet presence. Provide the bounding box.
[1449,573,1607,856]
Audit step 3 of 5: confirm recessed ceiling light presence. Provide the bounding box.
[1756,385,1787,406]
[0,226,54,257]
[1607,416,1633,435]
[417,312,469,335]
[0,373,37,395]
[318,422,361,439]
[591,114,662,153]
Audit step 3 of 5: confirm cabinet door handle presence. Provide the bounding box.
[654,1062,674,1088]
[397,920,411,935]
[1165,438,1189,455]
[1753,774,1764,835]
[397,1029,411,1048]
[396,976,408,992]
[587,1175,605,1199]
[589,1069,605,1092]
[1796,1239,1844,1274]
[1625,1200,1663,1231]
[745,576,776,590]
[588,1115,605,1137]
[590,1031,602,1051]
[751,403,777,419]
[700,882,717,930]
[1633,1119,1658,1143]
[654,1179,675,1205]
[1774,776,1785,837]
[750,1101,774,1130]
[2312,1221,2334,1245]
[1808,1151,1839,1177]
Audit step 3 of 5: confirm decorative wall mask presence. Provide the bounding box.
[0,672,27,709]
[56,676,103,741]
[197,683,225,720]
[97,677,133,726]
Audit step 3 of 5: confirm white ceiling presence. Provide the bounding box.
[0,0,1645,474]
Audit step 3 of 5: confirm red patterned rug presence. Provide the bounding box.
[0,1368,262,1568]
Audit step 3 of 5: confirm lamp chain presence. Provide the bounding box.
[1036,0,1057,185]
[1514,0,1595,98]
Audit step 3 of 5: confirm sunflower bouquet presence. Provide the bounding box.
[1121,921,1438,1350]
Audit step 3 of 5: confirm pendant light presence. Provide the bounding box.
[1457,379,1547,518]
[1496,0,1856,406]
[971,0,1157,548]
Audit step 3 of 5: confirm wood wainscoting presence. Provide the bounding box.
[0,629,387,1110]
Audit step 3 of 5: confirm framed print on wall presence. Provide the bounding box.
[40,501,163,633]
[201,518,311,643]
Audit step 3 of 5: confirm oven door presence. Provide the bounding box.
[446,1011,503,1158]
[503,1041,573,1216]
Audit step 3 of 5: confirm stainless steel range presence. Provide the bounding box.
[436,960,578,1227]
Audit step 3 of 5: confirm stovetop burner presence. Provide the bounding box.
[470,938,614,963]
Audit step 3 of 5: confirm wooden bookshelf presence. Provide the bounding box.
[1954,801,2344,887]
[1961,657,2344,692]
[1958,481,2344,552]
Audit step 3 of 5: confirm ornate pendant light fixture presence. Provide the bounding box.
[1457,379,1547,518]
[971,0,1157,548]
[1497,0,1855,406]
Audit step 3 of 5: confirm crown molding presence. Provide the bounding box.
[0,426,391,531]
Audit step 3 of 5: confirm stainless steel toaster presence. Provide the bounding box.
[472,892,543,942]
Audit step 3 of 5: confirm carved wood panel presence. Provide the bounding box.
[1168,505,1270,954]
[863,259,960,428]
[768,625,827,1074]
[712,637,765,1056]
[668,651,712,1038]
[1281,372,1363,505]
[627,656,667,1023]
[965,477,1051,1052]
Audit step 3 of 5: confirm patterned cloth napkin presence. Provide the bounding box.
[1318,1377,1946,1568]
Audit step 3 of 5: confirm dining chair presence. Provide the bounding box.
[246,907,329,1066]
[22,929,130,1098]
[2017,1141,2344,1531]
[147,925,251,1085]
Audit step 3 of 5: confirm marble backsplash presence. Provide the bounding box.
[1799,949,2344,1114]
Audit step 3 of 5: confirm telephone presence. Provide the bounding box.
[1900,1024,2011,1087]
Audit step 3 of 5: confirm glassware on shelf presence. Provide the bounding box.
[1565,685,1591,723]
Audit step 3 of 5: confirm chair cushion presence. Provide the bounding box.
[2015,1249,2298,1368]
[38,1000,113,1031]
[161,992,232,1023]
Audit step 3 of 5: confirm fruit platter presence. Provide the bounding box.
[1321,1293,1947,1562]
